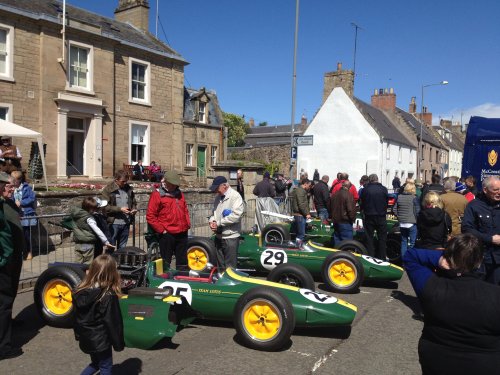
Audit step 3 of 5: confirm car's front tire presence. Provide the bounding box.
[234,287,295,351]
[321,252,364,293]
[34,265,85,327]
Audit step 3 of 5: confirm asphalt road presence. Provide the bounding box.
[4,274,423,375]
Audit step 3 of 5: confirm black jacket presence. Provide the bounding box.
[312,180,330,210]
[416,207,451,249]
[359,182,388,216]
[73,288,125,354]
[462,192,500,263]
[253,178,276,198]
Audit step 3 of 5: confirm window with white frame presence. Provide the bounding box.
[130,123,149,164]
[0,103,12,121]
[0,24,14,81]
[186,144,193,167]
[68,42,93,91]
[198,102,207,123]
[130,58,150,104]
[211,146,217,166]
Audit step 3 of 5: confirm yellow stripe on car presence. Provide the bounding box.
[226,268,299,291]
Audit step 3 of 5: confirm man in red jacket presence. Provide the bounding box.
[146,171,191,269]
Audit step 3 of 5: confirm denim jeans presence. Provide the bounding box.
[317,208,329,222]
[332,223,354,246]
[294,215,306,243]
[400,224,417,258]
[110,223,130,249]
[81,348,113,375]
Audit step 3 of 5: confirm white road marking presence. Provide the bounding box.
[311,349,338,372]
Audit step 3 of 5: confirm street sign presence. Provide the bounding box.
[290,146,297,160]
[293,135,313,146]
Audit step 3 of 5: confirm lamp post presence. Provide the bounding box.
[417,80,448,180]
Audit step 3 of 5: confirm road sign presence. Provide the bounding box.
[291,146,297,160]
[293,135,313,146]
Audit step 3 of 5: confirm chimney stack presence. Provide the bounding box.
[322,62,354,103]
[371,88,396,112]
[115,0,150,32]
[409,97,417,114]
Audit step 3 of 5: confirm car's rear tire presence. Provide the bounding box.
[336,239,368,255]
[266,263,315,291]
[234,287,295,351]
[34,265,85,327]
[321,252,364,293]
[262,224,290,244]
[186,237,217,271]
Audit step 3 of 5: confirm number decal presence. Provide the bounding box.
[299,289,337,304]
[260,249,288,270]
[158,281,193,304]
[361,255,390,266]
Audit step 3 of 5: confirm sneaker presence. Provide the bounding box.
[0,347,23,360]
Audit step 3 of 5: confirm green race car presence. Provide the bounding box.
[34,246,357,351]
[186,234,404,294]
[260,214,402,264]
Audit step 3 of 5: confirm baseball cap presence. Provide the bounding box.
[209,176,227,192]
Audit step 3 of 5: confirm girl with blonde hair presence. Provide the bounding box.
[416,192,451,249]
[72,254,124,375]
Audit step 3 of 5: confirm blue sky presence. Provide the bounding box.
[68,0,500,126]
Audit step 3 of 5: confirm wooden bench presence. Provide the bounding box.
[122,163,162,181]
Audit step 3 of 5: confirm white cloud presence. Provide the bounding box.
[436,103,500,125]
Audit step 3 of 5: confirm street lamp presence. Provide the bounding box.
[417,80,448,180]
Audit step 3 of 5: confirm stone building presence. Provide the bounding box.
[0,0,225,181]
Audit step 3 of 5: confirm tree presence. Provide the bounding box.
[223,112,249,147]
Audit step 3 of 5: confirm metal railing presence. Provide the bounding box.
[17,198,259,284]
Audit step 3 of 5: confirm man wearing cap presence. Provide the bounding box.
[253,172,276,198]
[0,137,22,173]
[0,171,23,360]
[209,176,244,270]
[146,171,190,269]
[102,170,137,249]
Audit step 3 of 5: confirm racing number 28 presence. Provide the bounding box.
[263,250,286,266]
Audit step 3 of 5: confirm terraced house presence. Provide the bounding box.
[0,0,225,180]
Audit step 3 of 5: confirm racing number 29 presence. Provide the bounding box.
[263,250,286,266]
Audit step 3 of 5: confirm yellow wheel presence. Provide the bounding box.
[234,287,295,351]
[186,238,216,271]
[328,259,357,288]
[242,299,282,341]
[34,265,84,327]
[187,246,209,271]
[322,252,364,293]
[42,279,73,316]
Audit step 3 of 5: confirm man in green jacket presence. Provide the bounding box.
[291,178,312,246]
[0,172,22,360]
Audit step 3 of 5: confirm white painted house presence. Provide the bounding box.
[297,87,417,189]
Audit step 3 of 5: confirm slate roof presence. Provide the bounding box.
[244,124,304,147]
[0,0,186,63]
[353,98,415,148]
[184,87,222,126]
[395,108,443,148]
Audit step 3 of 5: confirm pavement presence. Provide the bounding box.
[4,272,424,375]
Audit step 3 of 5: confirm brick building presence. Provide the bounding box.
[0,0,225,180]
